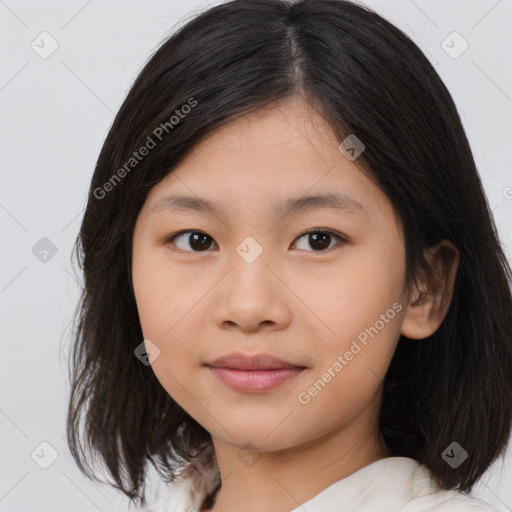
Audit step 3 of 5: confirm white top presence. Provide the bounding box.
[144,445,501,512]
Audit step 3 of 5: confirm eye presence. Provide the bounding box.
[166,230,218,252]
[291,229,345,252]
[165,228,346,253]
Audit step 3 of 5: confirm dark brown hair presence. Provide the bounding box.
[66,0,512,507]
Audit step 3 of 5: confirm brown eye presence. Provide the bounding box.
[165,228,345,253]
[167,231,217,252]
[292,229,345,252]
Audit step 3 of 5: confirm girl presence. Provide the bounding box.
[66,1,512,511]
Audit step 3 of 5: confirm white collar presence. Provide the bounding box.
[145,446,500,512]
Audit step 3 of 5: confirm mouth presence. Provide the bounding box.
[206,366,307,392]
[205,352,306,370]
[204,352,308,392]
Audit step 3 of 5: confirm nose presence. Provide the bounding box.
[212,252,292,333]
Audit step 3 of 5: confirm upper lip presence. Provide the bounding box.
[205,352,306,370]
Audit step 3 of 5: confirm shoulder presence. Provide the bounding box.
[406,491,503,511]
[401,459,502,512]
[304,456,504,512]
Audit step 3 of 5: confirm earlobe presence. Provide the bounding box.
[401,239,460,340]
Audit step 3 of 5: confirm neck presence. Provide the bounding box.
[209,422,390,512]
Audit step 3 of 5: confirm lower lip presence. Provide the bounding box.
[207,366,306,392]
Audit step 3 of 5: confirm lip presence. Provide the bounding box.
[207,367,306,392]
[204,352,307,393]
[205,352,305,370]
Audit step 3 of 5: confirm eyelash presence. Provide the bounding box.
[164,228,347,253]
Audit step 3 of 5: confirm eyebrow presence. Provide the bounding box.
[150,191,369,219]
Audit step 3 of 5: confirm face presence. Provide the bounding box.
[131,96,409,452]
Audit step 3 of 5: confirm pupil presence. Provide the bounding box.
[310,232,330,250]
[190,232,210,251]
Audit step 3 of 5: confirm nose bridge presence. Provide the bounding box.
[230,234,275,293]
[213,234,291,331]
[235,233,268,266]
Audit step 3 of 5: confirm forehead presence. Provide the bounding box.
[191,97,340,162]
[143,97,396,230]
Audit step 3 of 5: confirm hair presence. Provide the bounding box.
[66,0,512,507]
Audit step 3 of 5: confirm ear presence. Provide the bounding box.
[401,239,460,340]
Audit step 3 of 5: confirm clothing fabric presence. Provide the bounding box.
[144,444,502,512]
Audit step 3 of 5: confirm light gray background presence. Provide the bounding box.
[1,0,511,510]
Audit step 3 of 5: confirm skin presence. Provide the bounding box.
[131,95,459,512]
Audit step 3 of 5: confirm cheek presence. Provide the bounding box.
[287,246,405,392]
[291,245,404,338]
[132,249,211,391]
[132,249,199,336]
